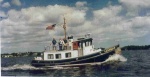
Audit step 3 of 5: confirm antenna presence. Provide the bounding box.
[63,17,67,39]
[85,33,91,38]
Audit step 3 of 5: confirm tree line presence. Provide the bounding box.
[121,45,150,50]
[1,52,42,58]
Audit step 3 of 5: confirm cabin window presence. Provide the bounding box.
[91,41,92,45]
[86,42,89,46]
[56,54,61,59]
[83,43,85,47]
[79,43,81,48]
[48,54,54,59]
[65,52,71,58]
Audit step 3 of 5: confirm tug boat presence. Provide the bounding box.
[31,17,121,67]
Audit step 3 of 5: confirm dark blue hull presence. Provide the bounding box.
[31,45,119,67]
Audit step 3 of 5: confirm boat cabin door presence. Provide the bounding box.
[73,41,83,56]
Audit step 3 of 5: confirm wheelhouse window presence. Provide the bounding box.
[48,54,54,59]
[79,43,81,48]
[56,54,61,59]
[65,52,71,58]
[86,42,89,46]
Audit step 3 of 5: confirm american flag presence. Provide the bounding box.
[46,24,56,30]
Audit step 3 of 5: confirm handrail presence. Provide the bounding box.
[44,46,50,51]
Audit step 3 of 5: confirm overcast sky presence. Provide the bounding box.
[1,0,150,53]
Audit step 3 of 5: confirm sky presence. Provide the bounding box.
[0,0,150,53]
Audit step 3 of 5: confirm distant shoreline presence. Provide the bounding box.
[1,45,150,58]
[1,52,41,58]
[121,45,150,51]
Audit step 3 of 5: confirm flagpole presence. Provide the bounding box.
[63,17,67,39]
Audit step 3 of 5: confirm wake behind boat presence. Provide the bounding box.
[31,17,122,67]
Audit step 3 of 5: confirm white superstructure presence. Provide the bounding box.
[35,34,102,61]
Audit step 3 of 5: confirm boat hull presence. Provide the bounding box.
[31,45,119,67]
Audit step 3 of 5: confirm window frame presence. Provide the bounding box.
[56,54,61,59]
[65,52,71,58]
[48,54,54,59]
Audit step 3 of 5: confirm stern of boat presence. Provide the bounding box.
[31,56,44,67]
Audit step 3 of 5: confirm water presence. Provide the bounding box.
[1,50,150,77]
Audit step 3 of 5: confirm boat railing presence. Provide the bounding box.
[44,46,51,51]
[34,56,43,60]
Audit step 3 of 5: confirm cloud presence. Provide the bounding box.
[119,0,150,8]
[92,5,122,27]
[0,11,7,17]
[119,0,150,16]
[11,0,21,6]
[2,2,10,8]
[75,1,88,11]
[0,0,3,3]
[75,1,87,7]
[66,10,86,27]
[1,4,88,53]
[1,0,150,53]
[116,16,150,38]
[91,3,150,45]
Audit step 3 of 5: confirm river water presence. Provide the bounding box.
[1,50,150,77]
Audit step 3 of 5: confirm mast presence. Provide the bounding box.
[63,17,67,39]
